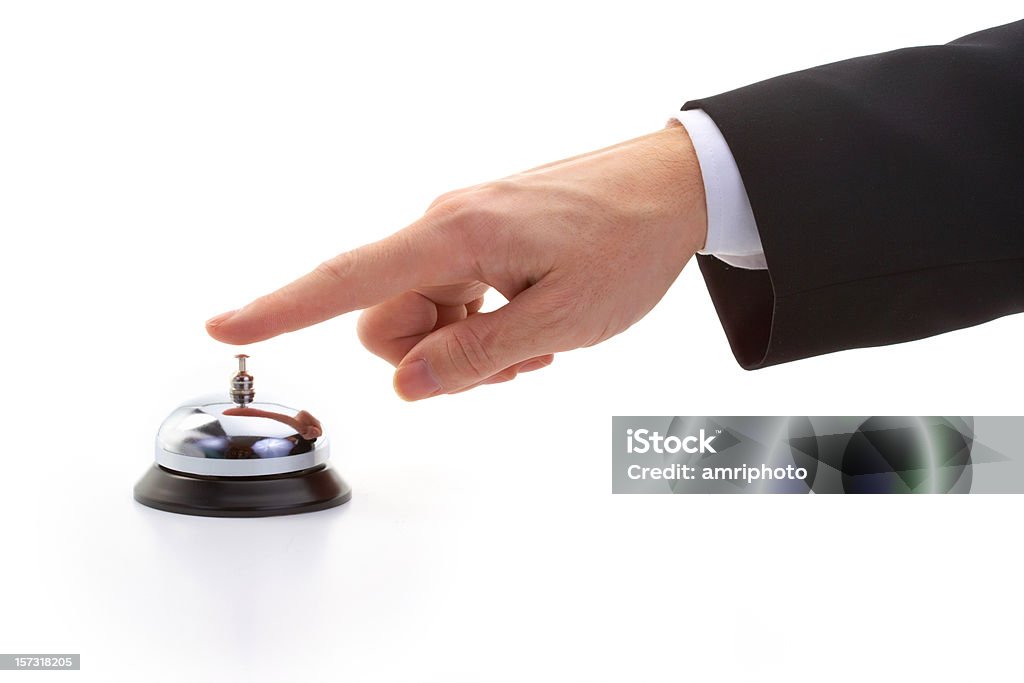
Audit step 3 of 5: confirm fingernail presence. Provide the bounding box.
[206,310,238,327]
[394,359,442,401]
[519,359,550,373]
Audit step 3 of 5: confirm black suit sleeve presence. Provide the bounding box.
[684,19,1024,369]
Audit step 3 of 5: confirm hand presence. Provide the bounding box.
[206,123,707,400]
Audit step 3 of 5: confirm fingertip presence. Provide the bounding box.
[204,310,262,345]
[205,320,241,344]
[393,359,443,401]
[205,309,238,328]
[205,311,239,343]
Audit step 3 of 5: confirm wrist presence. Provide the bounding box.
[656,122,708,255]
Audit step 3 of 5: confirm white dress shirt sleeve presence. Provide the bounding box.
[671,109,767,270]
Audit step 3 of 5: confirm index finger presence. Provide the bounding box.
[206,217,468,345]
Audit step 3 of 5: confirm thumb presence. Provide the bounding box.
[392,290,557,400]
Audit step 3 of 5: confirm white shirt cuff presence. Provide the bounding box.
[672,108,767,270]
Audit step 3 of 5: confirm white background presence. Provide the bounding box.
[1,2,1022,681]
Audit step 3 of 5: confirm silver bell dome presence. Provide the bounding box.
[154,354,330,477]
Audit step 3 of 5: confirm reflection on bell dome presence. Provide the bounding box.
[252,437,298,459]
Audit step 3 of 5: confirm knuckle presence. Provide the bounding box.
[449,199,508,256]
[443,324,496,381]
[312,253,355,284]
[433,185,510,228]
[530,285,596,348]
[428,191,491,227]
[354,309,378,349]
[535,286,580,325]
[427,189,465,212]
[422,181,524,275]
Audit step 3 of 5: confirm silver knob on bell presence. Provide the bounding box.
[230,353,255,406]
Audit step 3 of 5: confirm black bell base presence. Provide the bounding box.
[134,463,351,518]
